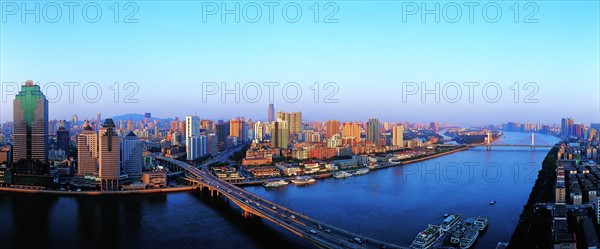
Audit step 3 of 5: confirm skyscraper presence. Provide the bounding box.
[99,119,120,191]
[276,111,302,138]
[13,80,49,166]
[272,119,289,149]
[326,120,340,139]
[342,122,361,142]
[254,121,264,141]
[56,126,70,153]
[393,125,404,147]
[77,124,97,176]
[230,118,248,142]
[366,118,380,143]
[96,112,101,132]
[268,103,275,123]
[186,115,201,160]
[123,132,143,179]
[71,115,79,128]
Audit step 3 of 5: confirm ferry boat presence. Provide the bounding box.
[333,171,352,179]
[352,168,370,176]
[459,226,479,249]
[440,214,461,232]
[263,179,288,189]
[409,225,441,249]
[450,225,466,244]
[291,176,316,185]
[474,216,489,231]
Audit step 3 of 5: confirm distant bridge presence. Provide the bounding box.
[156,156,408,249]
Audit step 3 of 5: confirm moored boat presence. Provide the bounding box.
[291,176,316,185]
[409,225,441,249]
[352,168,370,176]
[459,226,479,249]
[440,214,461,232]
[263,179,288,189]
[333,171,352,179]
[474,216,489,231]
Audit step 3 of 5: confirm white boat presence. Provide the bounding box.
[489,200,496,205]
[291,176,316,185]
[409,225,441,249]
[263,179,288,188]
[474,216,489,231]
[440,214,461,232]
[459,226,479,249]
[333,171,352,179]
[352,168,370,176]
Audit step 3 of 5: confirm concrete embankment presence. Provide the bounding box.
[0,186,195,196]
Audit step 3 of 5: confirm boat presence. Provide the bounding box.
[409,225,441,249]
[440,214,461,232]
[459,226,479,249]
[474,216,489,231]
[263,179,288,189]
[352,168,370,176]
[450,225,465,244]
[489,201,496,205]
[333,171,352,179]
[443,213,450,218]
[291,176,316,185]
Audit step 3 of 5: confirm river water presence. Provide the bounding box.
[0,132,560,248]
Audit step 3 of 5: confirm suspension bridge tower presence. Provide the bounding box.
[486,131,491,151]
[531,132,535,151]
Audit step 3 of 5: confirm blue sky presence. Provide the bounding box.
[1,1,599,125]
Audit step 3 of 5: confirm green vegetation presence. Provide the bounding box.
[229,144,251,163]
[508,147,558,248]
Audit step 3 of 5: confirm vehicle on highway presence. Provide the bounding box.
[308,229,317,234]
[290,215,296,219]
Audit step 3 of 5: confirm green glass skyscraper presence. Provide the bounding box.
[13,80,49,165]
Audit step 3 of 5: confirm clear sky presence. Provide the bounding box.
[1,1,599,125]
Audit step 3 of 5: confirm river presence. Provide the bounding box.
[0,132,560,248]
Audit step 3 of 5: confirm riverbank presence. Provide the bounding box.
[399,146,470,165]
[0,186,195,196]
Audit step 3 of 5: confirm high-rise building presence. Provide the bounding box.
[230,118,248,142]
[393,125,404,147]
[56,126,70,153]
[216,122,230,149]
[144,113,152,124]
[561,117,575,138]
[13,80,49,166]
[77,124,97,176]
[98,119,120,191]
[342,122,361,142]
[326,120,340,139]
[123,132,143,179]
[254,121,264,141]
[96,112,101,132]
[127,119,134,132]
[268,103,275,123]
[188,135,207,160]
[201,119,213,134]
[272,119,289,149]
[277,111,302,138]
[186,116,201,160]
[366,118,380,143]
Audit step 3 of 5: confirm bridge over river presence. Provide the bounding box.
[156,156,409,249]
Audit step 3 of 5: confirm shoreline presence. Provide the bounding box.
[0,186,195,196]
[398,146,470,165]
